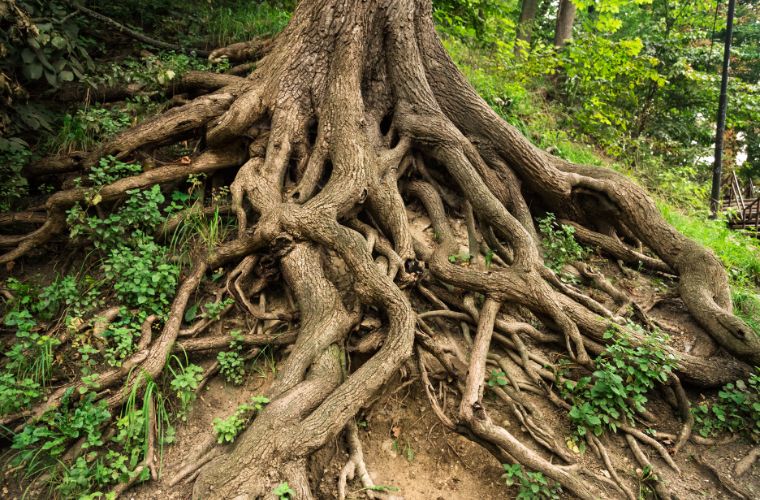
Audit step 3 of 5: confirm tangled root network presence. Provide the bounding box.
[4,0,758,498]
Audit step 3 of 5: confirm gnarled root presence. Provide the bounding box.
[6,1,758,498]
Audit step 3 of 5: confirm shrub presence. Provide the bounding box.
[538,213,587,274]
[562,324,676,443]
[502,463,562,499]
[693,369,760,443]
[103,236,179,314]
[213,396,269,443]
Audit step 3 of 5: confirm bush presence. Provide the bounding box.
[0,137,30,211]
[104,236,179,314]
[693,369,760,443]
[212,396,269,443]
[562,324,676,442]
[502,463,561,500]
[537,213,587,274]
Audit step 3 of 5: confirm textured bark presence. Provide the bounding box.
[554,0,577,47]
[4,0,757,498]
[515,0,540,54]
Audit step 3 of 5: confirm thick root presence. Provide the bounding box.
[6,1,757,498]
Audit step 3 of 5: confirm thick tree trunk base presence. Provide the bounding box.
[3,0,757,499]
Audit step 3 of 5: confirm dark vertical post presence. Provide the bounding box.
[710,0,736,218]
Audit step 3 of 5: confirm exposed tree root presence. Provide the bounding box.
[337,420,390,500]
[694,453,753,500]
[3,0,758,498]
[735,446,760,477]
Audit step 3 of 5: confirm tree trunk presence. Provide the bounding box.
[4,0,758,498]
[710,0,736,217]
[515,0,539,56]
[554,0,577,47]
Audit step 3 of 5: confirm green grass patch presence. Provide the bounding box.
[659,202,760,334]
[200,2,291,47]
[658,203,760,288]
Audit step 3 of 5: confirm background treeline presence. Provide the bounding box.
[435,0,759,202]
[2,1,758,212]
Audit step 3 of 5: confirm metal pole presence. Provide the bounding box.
[710,0,736,218]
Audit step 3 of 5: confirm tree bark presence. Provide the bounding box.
[3,0,757,498]
[554,0,577,47]
[710,0,736,217]
[515,0,539,55]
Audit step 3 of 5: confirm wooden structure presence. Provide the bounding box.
[724,172,759,233]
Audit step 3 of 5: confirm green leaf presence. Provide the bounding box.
[51,36,67,49]
[184,304,199,323]
[24,63,44,80]
[20,48,36,64]
[44,71,57,87]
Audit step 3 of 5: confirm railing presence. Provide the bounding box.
[740,197,760,231]
[725,171,745,213]
[724,173,759,234]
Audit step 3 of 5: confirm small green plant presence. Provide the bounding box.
[67,186,164,250]
[203,298,235,321]
[80,156,143,189]
[487,369,509,387]
[0,373,42,415]
[3,309,60,386]
[693,369,760,443]
[562,324,675,445]
[273,482,295,499]
[52,106,131,154]
[0,136,31,211]
[95,51,227,96]
[34,274,82,320]
[11,389,111,471]
[501,464,562,499]
[168,357,204,421]
[367,485,400,493]
[391,439,415,462]
[635,463,658,498]
[0,274,104,416]
[212,396,269,444]
[448,252,472,264]
[484,248,495,268]
[50,377,173,497]
[103,236,179,315]
[217,330,246,385]
[166,190,236,255]
[537,213,587,273]
[102,314,143,367]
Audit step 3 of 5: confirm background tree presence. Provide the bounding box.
[554,0,576,46]
[710,0,736,217]
[515,0,539,54]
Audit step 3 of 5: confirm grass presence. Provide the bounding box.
[659,202,760,334]
[200,2,291,47]
[658,203,760,287]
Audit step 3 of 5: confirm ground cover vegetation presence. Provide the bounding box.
[0,0,759,498]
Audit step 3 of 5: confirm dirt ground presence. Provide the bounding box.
[130,360,760,499]
[128,252,760,500]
